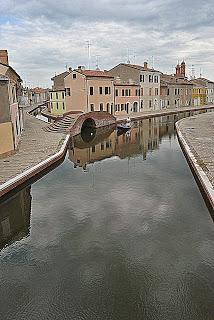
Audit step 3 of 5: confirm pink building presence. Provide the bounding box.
[64,67,114,114]
[114,78,141,115]
[0,50,24,157]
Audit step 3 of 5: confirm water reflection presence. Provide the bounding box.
[69,113,186,169]
[0,187,31,250]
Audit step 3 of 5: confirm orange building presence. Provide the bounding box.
[64,66,114,114]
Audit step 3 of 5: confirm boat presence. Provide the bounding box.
[117,123,131,133]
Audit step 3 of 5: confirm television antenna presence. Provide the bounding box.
[86,40,91,69]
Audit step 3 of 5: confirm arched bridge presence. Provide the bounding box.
[44,111,116,136]
[69,111,116,136]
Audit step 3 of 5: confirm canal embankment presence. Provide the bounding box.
[176,112,214,213]
[0,111,69,198]
[116,104,214,122]
[0,104,213,199]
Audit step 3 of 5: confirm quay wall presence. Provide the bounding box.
[176,113,214,214]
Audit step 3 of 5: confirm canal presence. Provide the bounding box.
[0,112,214,319]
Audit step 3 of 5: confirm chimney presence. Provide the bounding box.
[144,61,148,69]
[68,67,72,72]
[78,65,85,71]
[0,50,9,65]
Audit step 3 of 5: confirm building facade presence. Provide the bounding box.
[160,74,193,109]
[109,62,161,111]
[0,50,24,157]
[114,78,140,115]
[49,89,66,115]
[190,79,208,106]
[64,67,114,114]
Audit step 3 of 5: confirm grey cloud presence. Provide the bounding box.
[0,0,214,86]
[1,0,214,32]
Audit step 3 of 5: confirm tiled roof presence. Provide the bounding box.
[189,79,207,87]
[0,61,22,82]
[77,69,114,78]
[161,74,192,85]
[31,87,49,93]
[51,71,69,81]
[113,63,161,73]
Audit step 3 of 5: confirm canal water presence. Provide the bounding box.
[0,112,214,320]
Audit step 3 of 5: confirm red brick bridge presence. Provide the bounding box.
[69,111,116,136]
[44,111,116,135]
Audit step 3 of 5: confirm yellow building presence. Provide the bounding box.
[190,80,208,106]
[49,89,66,115]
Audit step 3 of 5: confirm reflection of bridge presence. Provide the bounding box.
[44,111,116,135]
[69,112,193,169]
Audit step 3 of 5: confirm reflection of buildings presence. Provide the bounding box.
[0,187,31,250]
[69,117,181,169]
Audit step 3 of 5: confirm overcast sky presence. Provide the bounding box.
[0,0,214,87]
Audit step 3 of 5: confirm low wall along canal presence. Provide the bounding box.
[0,110,214,319]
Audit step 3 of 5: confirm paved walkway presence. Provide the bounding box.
[0,112,66,185]
[176,112,214,211]
[116,105,214,121]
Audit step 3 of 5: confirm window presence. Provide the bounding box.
[56,102,58,109]
[149,100,152,108]
[90,87,94,95]
[136,89,140,96]
[116,89,118,96]
[140,74,145,82]
[56,92,58,99]
[122,89,125,96]
[155,88,159,95]
[141,88,144,96]
[62,91,64,99]
[99,87,103,94]
[149,88,152,96]
[109,87,111,94]
[50,92,52,99]
[63,102,65,110]
[92,146,96,152]
[100,103,103,111]
[105,87,109,95]
[66,88,71,96]
[149,75,153,83]
[168,100,170,105]
[125,89,129,96]
[167,89,170,95]
[129,89,131,96]
[90,104,94,111]
[141,100,143,109]
[154,75,159,83]
[101,143,104,150]
[73,73,76,79]
[121,104,124,111]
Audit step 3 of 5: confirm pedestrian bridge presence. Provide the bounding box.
[69,111,116,136]
[43,111,116,135]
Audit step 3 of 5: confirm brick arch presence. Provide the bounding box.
[69,111,116,136]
